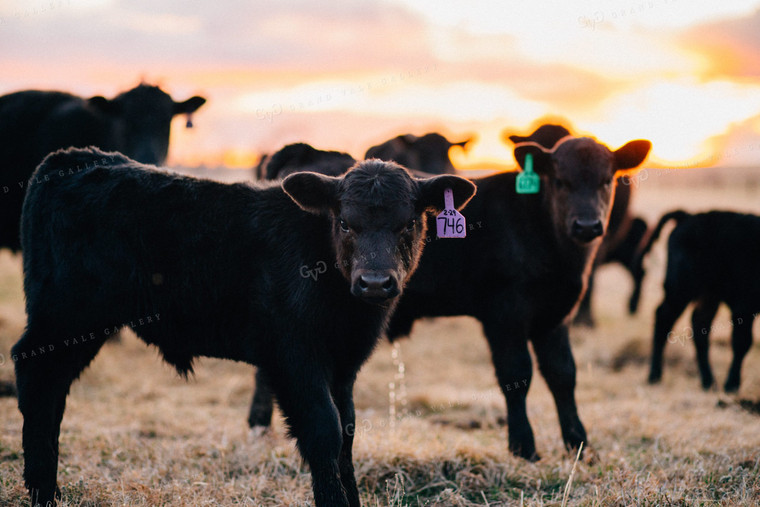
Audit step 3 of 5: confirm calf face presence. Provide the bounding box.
[283,160,476,304]
[515,137,650,243]
[88,84,206,165]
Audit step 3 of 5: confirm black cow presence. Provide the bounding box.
[364,132,472,175]
[0,84,206,252]
[249,134,651,460]
[256,142,356,180]
[507,124,571,149]
[508,124,649,326]
[12,147,476,507]
[633,210,760,392]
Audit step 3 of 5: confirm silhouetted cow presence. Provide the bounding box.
[249,134,651,460]
[634,210,760,392]
[365,132,471,174]
[256,142,356,180]
[507,124,649,326]
[507,124,570,149]
[12,147,476,507]
[0,84,206,251]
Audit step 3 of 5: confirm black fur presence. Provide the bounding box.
[0,84,206,252]
[259,142,356,180]
[12,147,476,507]
[507,124,649,326]
[249,135,651,460]
[364,132,471,175]
[636,210,760,392]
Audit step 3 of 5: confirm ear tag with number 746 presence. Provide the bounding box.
[516,152,540,194]
[436,188,466,238]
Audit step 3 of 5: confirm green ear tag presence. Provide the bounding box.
[516,153,540,194]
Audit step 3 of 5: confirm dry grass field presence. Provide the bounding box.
[1,167,760,506]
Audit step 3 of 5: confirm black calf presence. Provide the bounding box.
[0,84,205,252]
[12,147,475,506]
[250,134,651,460]
[364,132,471,175]
[507,124,649,326]
[258,142,356,180]
[635,210,760,391]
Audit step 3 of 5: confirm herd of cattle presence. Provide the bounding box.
[0,83,758,507]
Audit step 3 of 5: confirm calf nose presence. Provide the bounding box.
[571,219,604,242]
[354,272,399,302]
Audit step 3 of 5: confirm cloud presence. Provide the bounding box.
[578,78,760,162]
[0,0,435,71]
[681,8,760,79]
[4,0,760,167]
[0,0,626,114]
[703,114,760,166]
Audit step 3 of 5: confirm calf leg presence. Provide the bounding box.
[628,258,645,315]
[13,330,105,506]
[532,325,587,454]
[332,380,360,507]
[573,272,595,327]
[482,318,537,460]
[248,369,275,429]
[725,311,755,393]
[691,298,719,390]
[648,292,690,384]
[266,360,349,507]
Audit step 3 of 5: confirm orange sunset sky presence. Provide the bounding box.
[2,0,760,171]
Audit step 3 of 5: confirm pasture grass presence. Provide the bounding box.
[1,172,760,505]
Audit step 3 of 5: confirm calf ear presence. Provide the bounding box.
[614,140,651,170]
[514,143,553,176]
[282,171,340,215]
[401,134,418,146]
[173,96,207,116]
[417,174,477,212]
[452,136,474,149]
[507,133,528,145]
[88,96,121,114]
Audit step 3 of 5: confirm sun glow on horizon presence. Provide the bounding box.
[4,0,760,171]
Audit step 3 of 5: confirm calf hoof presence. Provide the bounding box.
[701,378,716,391]
[564,435,587,457]
[247,425,271,443]
[30,484,60,507]
[247,414,273,430]
[247,406,274,429]
[647,371,662,385]
[509,443,540,462]
[724,380,740,393]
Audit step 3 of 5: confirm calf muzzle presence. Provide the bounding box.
[351,270,400,303]
[571,219,604,242]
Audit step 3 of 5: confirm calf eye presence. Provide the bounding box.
[554,179,565,189]
[339,219,350,233]
[405,219,416,232]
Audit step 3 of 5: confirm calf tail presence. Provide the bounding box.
[628,210,690,314]
[638,210,691,260]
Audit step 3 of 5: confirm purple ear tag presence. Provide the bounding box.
[436,188,466,238]
[185,113,194,129]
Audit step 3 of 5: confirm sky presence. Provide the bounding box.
[2,0,760,170]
